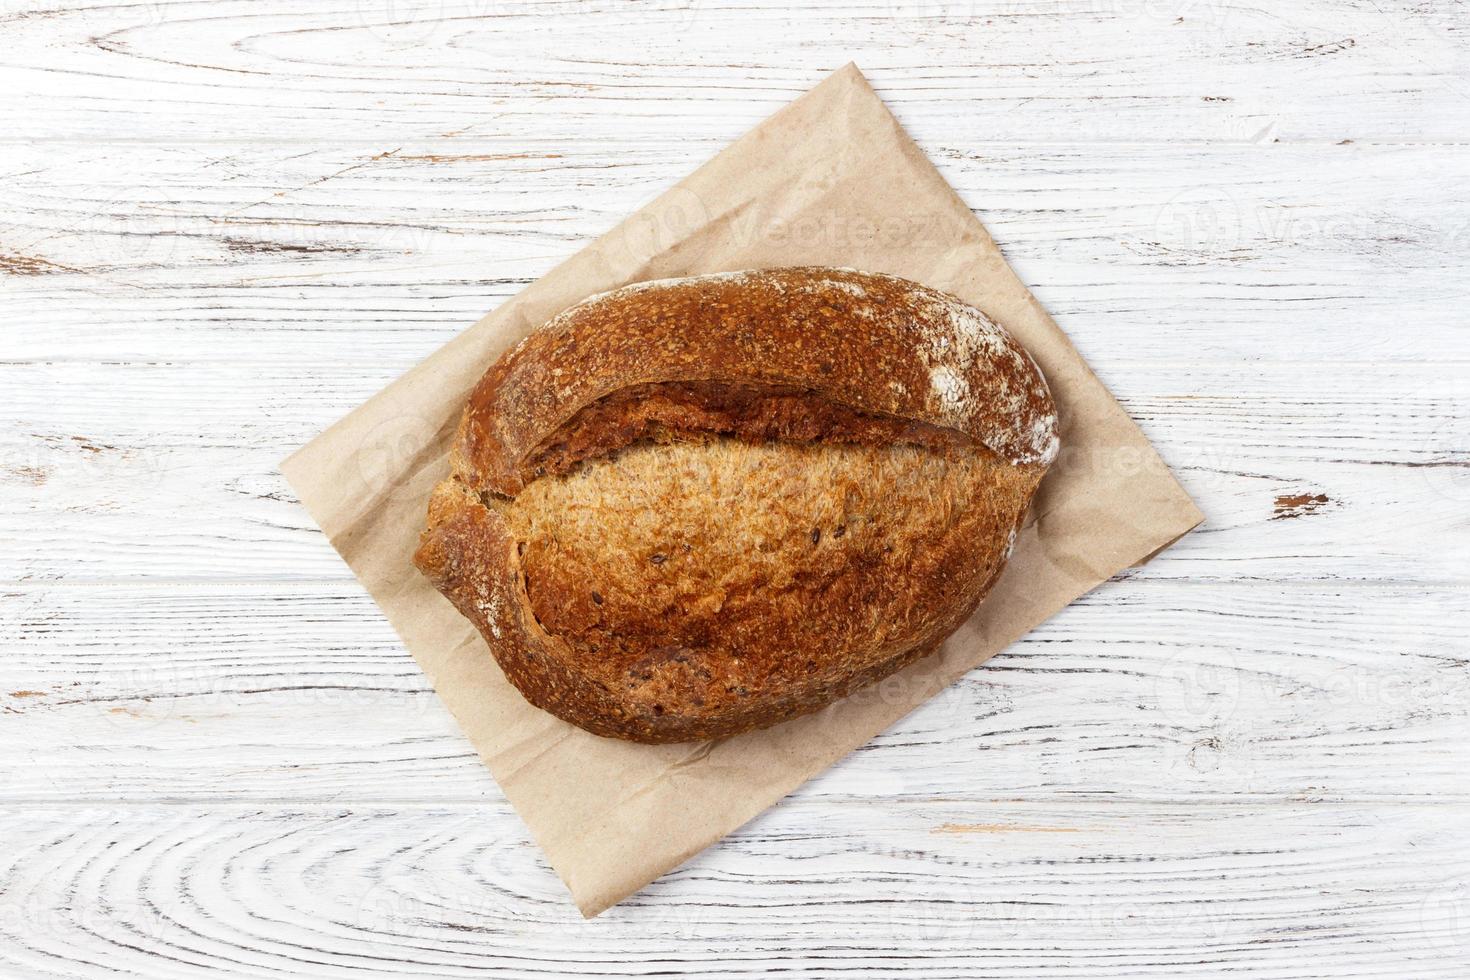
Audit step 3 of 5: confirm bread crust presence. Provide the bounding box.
[415,268,1058,743]
[454,267,1058,495]
[415,452,1037,742]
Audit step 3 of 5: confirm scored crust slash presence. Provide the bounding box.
[412,266,1059,743]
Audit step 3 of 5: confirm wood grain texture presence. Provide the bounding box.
[2,802,1470,978]
[3,0,1469,972]
[4,361,1467,583]
[4,140,1467,365]
[2,581,1466,804]
[3,0,1470,143]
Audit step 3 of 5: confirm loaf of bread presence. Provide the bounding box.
[414,267,1058,743]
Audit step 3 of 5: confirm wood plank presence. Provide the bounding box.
[4,0,1466,966]
[1,800,1467,978]
[4,357,1466,583]
[3,582,1465,804]
[4,0,1470,143]
[3,140,1467,365]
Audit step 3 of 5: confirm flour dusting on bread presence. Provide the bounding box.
[416,267,1059,742]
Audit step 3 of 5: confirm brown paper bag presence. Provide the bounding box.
[281,63,1203,917]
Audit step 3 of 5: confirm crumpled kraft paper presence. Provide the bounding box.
[281,63,1204,917]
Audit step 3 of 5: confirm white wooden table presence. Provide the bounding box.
[4,1,1469,976]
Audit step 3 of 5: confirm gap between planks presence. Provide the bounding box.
[4,578,1469,591]
[0,798,1465,809]
[7,138,1470,147]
